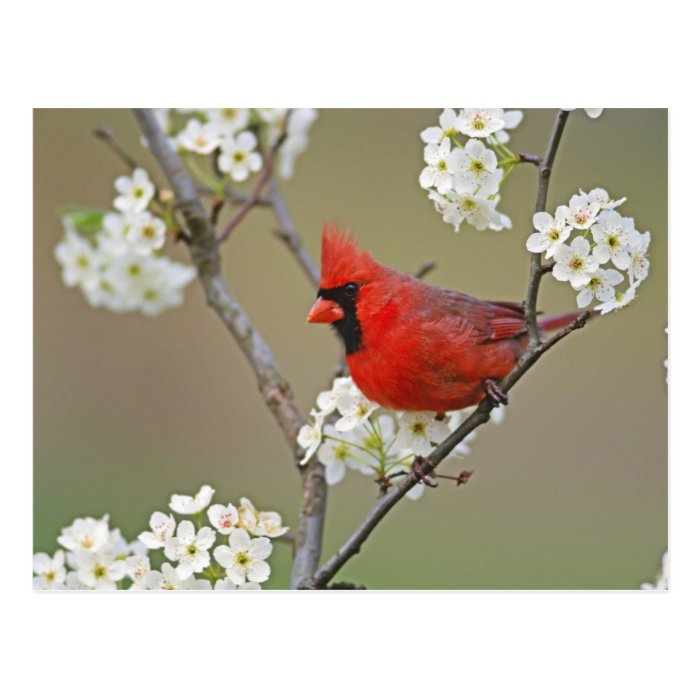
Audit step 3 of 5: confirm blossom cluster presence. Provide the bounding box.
[154,108,317,182]
[297,377,503,500]
[526,188,651,313]
[55,168,196,315]
[419,108,523,232]
[33,485,287,590]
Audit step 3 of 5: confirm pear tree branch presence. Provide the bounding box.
[311,109,581,589]
[133,108,327,590]
[524,108,570,344]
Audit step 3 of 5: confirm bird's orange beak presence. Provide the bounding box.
[306,297,344,323]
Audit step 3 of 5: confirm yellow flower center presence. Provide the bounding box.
[236,552,252,567]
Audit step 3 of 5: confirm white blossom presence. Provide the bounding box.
[335,386,379,432]
[316,376,355,416]
[207,503,240,535]
[552,236,599,287]
[138,511,176,549]
[177,118,222,154]
[627,230,651,284]
[54,227,101,289]
[169,485,216,515]
[113,168,155,213]
[594,281,640,314]
[526,206,572,258]
[236,497,260,532]
[249,510,289,539]
[297,409,325,465]
[204,108,251,135]
[490,110,523,144]
[214,529,272,585]
[566,194,601,230]
[591,210,633,270]
[317,425,362,484]
[164,520,216,580]
[432,189,498,232]
[125,555,151,589]
[33,551,67,590]
[124,211,167,255]
[457,109,506,138]
[278,108,318,179]
[396,412,451,457]
[217,131,263,182]
[419,137,454,194]
[57,515,110,553]
[446,139,499,196]
[144,563,212,590]
[574,268,625,308]
[74,547,128,590]
[214,579,262,590]
[583,187,626,211]
[420,108,462,144]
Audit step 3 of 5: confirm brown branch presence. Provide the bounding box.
[524,109,570,344]
[517,152,543,166]
[217,117,290,243]
[311,311,590,589]
[94,126,139,171]
[132,109,327,589]
[268,176,320,288]
[414,260,437,280]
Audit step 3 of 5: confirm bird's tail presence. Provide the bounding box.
[537,311,590,332]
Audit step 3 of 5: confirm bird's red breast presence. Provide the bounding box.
[307,224,575,412]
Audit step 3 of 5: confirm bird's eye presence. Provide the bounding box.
[344,282,359,297]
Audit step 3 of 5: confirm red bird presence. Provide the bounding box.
[306,225,579,413]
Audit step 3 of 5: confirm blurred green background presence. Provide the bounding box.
[34,109,667,589]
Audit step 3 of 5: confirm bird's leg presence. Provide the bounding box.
[484,378,509,406]
[411,456,438,488]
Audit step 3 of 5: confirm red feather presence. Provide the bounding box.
[309,228,578,412]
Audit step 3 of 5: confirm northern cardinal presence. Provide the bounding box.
[306,225,580,412]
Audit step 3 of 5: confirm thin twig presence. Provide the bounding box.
[517,152,543,166]
[132,109,328,589]
[524,109,570,344]
[217,117,290,243]
[199,184,272,207]
[268,176,320,288]
[414,260,437,280]
[94,126,139,171]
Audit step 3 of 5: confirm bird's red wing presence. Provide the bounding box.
[413,287,527,344]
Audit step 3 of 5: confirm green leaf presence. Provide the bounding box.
[59,206,109,238]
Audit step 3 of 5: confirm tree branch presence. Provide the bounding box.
[524,109,570,344]
[217,115,290,243]
[132,108,327,589]
[94,126,139,171]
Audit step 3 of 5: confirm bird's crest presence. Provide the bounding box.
[320,222,378,288]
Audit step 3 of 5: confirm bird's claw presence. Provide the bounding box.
[411,456,438,487]
[484,378,509,406]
